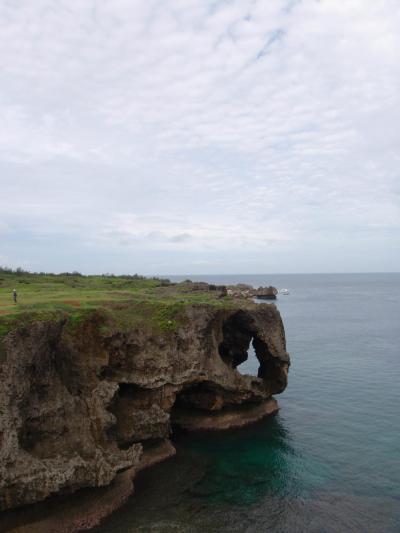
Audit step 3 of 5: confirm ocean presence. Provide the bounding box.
[94,273,400,533]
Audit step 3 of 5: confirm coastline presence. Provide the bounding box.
[1,406,278,533]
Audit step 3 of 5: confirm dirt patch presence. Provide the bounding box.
[62,300,81,307]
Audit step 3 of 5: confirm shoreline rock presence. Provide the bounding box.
[0,439,176,533]
[171,397,279,431]
[1,404,281,533]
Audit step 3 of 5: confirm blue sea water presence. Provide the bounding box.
[95,273,400,533]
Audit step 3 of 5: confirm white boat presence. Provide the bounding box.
[280,288,290,295]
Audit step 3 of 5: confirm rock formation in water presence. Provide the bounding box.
[0,303,289,517]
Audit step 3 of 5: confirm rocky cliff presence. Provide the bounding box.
[0,302,289,523]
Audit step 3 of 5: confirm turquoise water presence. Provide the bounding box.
[95,273,400,532]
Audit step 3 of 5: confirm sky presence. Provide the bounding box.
[0,0,399,275]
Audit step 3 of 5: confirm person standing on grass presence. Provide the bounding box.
[12,289,17,304]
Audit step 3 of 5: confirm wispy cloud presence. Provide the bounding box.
[0,0,399,273]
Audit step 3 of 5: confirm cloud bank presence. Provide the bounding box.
[0,0,399,274]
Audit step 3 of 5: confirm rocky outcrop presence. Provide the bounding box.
[181,281,278,300]
[181,280,228,296]
[227,285,278,300]
[253,286,278,300]
[0,303,289,520]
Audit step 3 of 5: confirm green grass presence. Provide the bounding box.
[0,270,240,340]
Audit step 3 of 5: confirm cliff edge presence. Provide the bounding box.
[0,296,289,523]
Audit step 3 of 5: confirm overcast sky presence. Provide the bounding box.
[0,0,399,275]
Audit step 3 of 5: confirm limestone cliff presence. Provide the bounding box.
[0,303,289,516]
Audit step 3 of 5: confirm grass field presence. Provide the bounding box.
[0,269,237,339]
[0,270,163,316]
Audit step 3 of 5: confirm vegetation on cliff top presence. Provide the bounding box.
[0,268,242,340]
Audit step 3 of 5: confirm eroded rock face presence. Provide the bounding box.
[0,304,289,513]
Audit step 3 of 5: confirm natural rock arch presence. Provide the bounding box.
[218,310,288,394]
